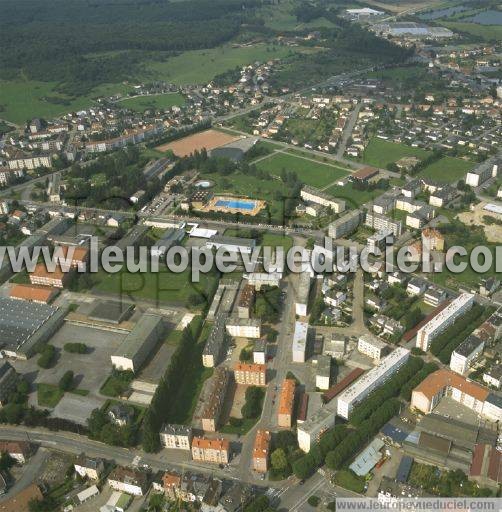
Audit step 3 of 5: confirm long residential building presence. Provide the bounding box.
[7,154,52,170]
[292,321,309,363]
[328,210,362,239]
[295,272,311,316]
[300,185,346,213]
[252,430,271,473]
[365,211,403,237]
[201,367,229,432]
[278,379,296,428]
[234,363,266,386]
[202,314,228,368]
[416,293,474,351]
[111,313,164,372]
[411,369,502,422]
[337,348,410,419]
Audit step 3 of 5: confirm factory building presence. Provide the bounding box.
[111,313,164,373]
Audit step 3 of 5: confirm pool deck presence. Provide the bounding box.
[202,195,266,216]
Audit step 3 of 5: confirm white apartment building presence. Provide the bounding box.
[234,363,266,386]
[297,407,335,452]
[337,348,410,419]
[7,154,52,170]
[358,334,388,362]
[416,293,474,351]
[300,185,346,213]
[244,272,282,289]
[314,354,332,390]
[225,318,261,338]
[160,424,193,451]
[295,272,311,316]
[292,321,309,363]
[449,334,485,375]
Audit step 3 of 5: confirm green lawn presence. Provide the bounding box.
[256,152,349,188]
[417,157,474,183]
[326,183,384,208]
[220,418,259,435]
[0,79,133,125]
[37,384,64,408]
[94,266,218,307]
[119,93,186,112]
[146,44,297,85]
[361,138,430,169]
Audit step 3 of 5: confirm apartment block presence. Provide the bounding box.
[328,210,362,239]
[226,317,261,339]
[278,379,296,428]
[201,367,229,432]
[252,430,271,473]
[191,437,230,465]
[160,424,193,451]
[449,334,484,375]
[357,334,388,362]
[234,363,266,386]
[29,263,70,288]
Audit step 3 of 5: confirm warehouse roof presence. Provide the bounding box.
[0,297,61,350]
[112,313,163,359]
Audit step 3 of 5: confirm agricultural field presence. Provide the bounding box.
[255,152,349,188]
[417,157,473,183]
[146,44,297,85]
[361,138,430,169]
[442,22,502,42]
[118,92,186,112]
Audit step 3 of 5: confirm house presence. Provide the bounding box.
[108,466,150,496]
[407,277,428,296]
[483,365,502,389]
[0,441,32,464]
[108,404,134,427]
[74,454,105,480]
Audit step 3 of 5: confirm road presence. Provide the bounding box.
[0,426,281,489]
[335,101,361,160]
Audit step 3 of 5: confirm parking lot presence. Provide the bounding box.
[11,323,126,403]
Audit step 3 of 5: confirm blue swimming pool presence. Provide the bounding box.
[215,199,256,210]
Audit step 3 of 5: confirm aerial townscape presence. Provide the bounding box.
[0,0,501,510]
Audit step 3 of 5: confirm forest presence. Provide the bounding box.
[0,0,260,96]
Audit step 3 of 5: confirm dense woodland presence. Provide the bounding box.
[0,0,412,98]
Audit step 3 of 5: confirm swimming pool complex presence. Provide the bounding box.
[214,199,256,210]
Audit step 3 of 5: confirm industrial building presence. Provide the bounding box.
[202,314,228,368]
[151,227,185,257]
[297,406,335,452]
[206,235,256,254]
[0,297,66,359]
[337,348,410,419]
[295,273,311,316]
[111,313,164,372]
[292,321,309,363]
[416,293,474,351]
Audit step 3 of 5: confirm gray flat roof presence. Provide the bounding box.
[0,297,60,349]
[454,334,483,358]
[89,300,134,324]
[209,235,256,248]
[113,313,163,359]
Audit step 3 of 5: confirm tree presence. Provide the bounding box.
[59,370,74,392]
[271,448,288,471]
[292,454,316,479]
[0,452,15,471]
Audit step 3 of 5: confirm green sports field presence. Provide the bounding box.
[418,157,474,183]
[255,152,349,188]
[361,138,430,169]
